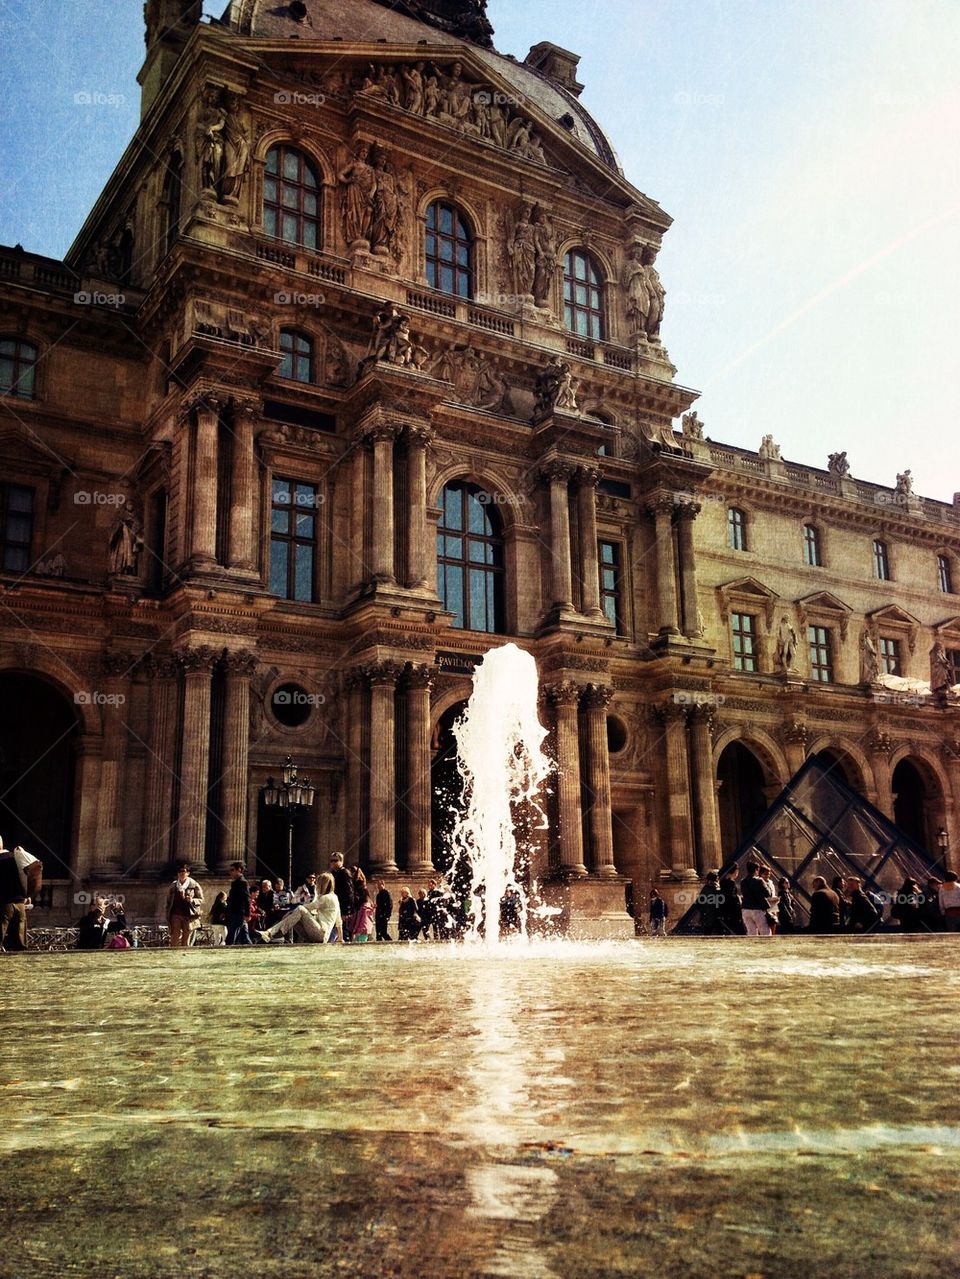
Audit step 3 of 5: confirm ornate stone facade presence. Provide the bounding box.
[0,0,958,928]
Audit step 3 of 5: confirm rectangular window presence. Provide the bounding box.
[938,555,953,594]
[0,483,34,572]
[731,612,758,672]
[808,624,833,682]
[269,477,317,602]
[599,541,623,632]
[873,540,890,580]
[947,649,960,685]
[803,525,822,567]
[727,508,746,551]
[879,636,901,677]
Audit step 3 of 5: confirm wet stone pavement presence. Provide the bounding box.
[1,937,959,1278]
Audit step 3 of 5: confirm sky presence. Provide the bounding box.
[0,0,957,500]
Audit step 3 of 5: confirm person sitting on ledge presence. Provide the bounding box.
[256,872,343,944]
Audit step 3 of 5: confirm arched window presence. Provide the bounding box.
[563,249,605,340]
[161,152,183,258]
[279,329,313,383]
[426,201,473,298]
[727,507,747,551]
[0,338,38,399]
[264,145,321,249]
[436,482,504,633]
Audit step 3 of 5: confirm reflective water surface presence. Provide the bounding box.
[2,938,959,1278]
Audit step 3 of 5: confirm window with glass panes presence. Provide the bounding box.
[279,330,313,383]
[264,145,320,249]
[425,202,473,298]
[269,478,318,602]
[599,541,622,631]
[947,649,960,685]
[563,250,605,340]
[803,524,822,567]
[878,636,901,676]
[727,507,746,551]
[0,338,37,399]
[436,482,504,633]
[938,555,953,594]
[808,625,832,682]
[873,539,890,580]
[731,612,758,672]
[0,484,34,572]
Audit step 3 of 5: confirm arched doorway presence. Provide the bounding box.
[431,700,468,879]
[892,758,932,853]
[0,671,79,875]
[717,741,768,857]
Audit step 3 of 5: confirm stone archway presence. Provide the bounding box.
[431,699,468,878]
[892,757,940,854]
[716,740,770,858]
[0,671,80,876]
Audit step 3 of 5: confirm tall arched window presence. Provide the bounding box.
[436,482,504,633]
[0,338,38,399]
[279,329,314,383]
[563,249,605,339]
[264,145,321,249]
[426,201,473,298]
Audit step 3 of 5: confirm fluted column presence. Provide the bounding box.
[141,655,180,873]
[648,496,680,636]
[368,661,401,873]
[583,684,616,876]
[657,703,697,878]
[91,652,135,876]
[689,705,721,873]
[406,424,433,589]
[405,664,434,873]
[344,671,365,860]
[543,460,574,612]
[577,467,604,619]
[675,500,703,638]
[348,443,367,591]
[228,400,257,571]
[190,394,220,567]
[547,682,586,876]
[370,425,398,584]
[219,649,257,871]
[175,646,218,864]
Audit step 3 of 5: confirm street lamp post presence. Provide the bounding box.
[261,757,316,888]
[937,827,949,872]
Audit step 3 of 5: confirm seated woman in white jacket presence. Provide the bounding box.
[256,872,343,944]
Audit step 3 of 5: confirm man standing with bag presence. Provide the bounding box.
[166,861,204,947]
[0,837,42,952]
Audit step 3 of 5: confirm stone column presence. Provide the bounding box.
[91,652,135,876]
[348,443,367,591]
[344,671,365,861]
[657,703,697,878]
[869,731,896,820]
[542,460,574,612]
[175,646,218,864]
[368,661,401,873]
[648,496,680,636]
[369,425,398,584]
[577,466,604,619]
[547,682,586,876]
[675,500,703,638]
[688,705,721,873]
[190,394,221,568]
[219,649,257,871]
[141,655,180,874]
[583,684,616,877]
[405,664,434,874]
[781,721,809,779]
[228,400,257,571]
[405,424,433,589]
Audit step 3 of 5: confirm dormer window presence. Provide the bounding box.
[563,249,605,340]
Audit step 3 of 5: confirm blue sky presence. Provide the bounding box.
[0,0,957,500]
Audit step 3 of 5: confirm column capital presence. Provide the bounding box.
[222,648,258,677]
[653,700,689,724]
[582,682,614,710]
[178,645,220,675]
[576,464,601,488]
[404,662,434,691]
[646,494,677,519]
[688,702,717,730]
[100,651,138,680]
[545,680,582,708]
[143,653,180,680]
[674,499,702,521]
[365,659,404,687]
[365,421,402,445]
[406,422,435,448]
[183,391,223,421]
[231,396,261,424]
[540,457,575,484]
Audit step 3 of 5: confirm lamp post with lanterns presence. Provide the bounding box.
[261,757,315,888]
[937,827,950,873]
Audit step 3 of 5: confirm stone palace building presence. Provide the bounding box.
[1,0,958,928]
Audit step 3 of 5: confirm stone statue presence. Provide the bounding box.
[196,85,226,197]
[775,617,798,672]
[859,630,880,685]
[400,61,425,114]
[338,143,377,247]
[828,451,850,477]
[533,355,578,419]
[36,552,65,577]
[681,410,704,440]
[623,244,665,339]
[508,204,536,299]
[930,641,952,694]
[531,204,556,308]
[432,345,509,412]
[423,73,442,117]
[369,148,406,257]
[758,433,781,460]
[219,92,250,202]
[437,61,473,129]
[109,512,144,577]
[365,306,423,368]
[895,469,913,497]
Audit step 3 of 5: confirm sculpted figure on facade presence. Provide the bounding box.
[400,61,426,114]
[365,306,425,369]
[196,84,226,197]
[895,469,913,498]
[108,511,144,577]
[431,345,510,412]
[859,630,881,684]
[930,641,952,694]
[775,617,798,673]
[338,143,377,247]
[623,244,666,339]
[369,147,407,257]
[508,203,537,299]
[531,204,556,307]
[681,410,704,440]
[759,433,781,460]
[219,92,250,203]
[828,451,850,476]
[533,355,579,419]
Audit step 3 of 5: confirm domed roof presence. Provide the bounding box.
[225,0,622,173]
